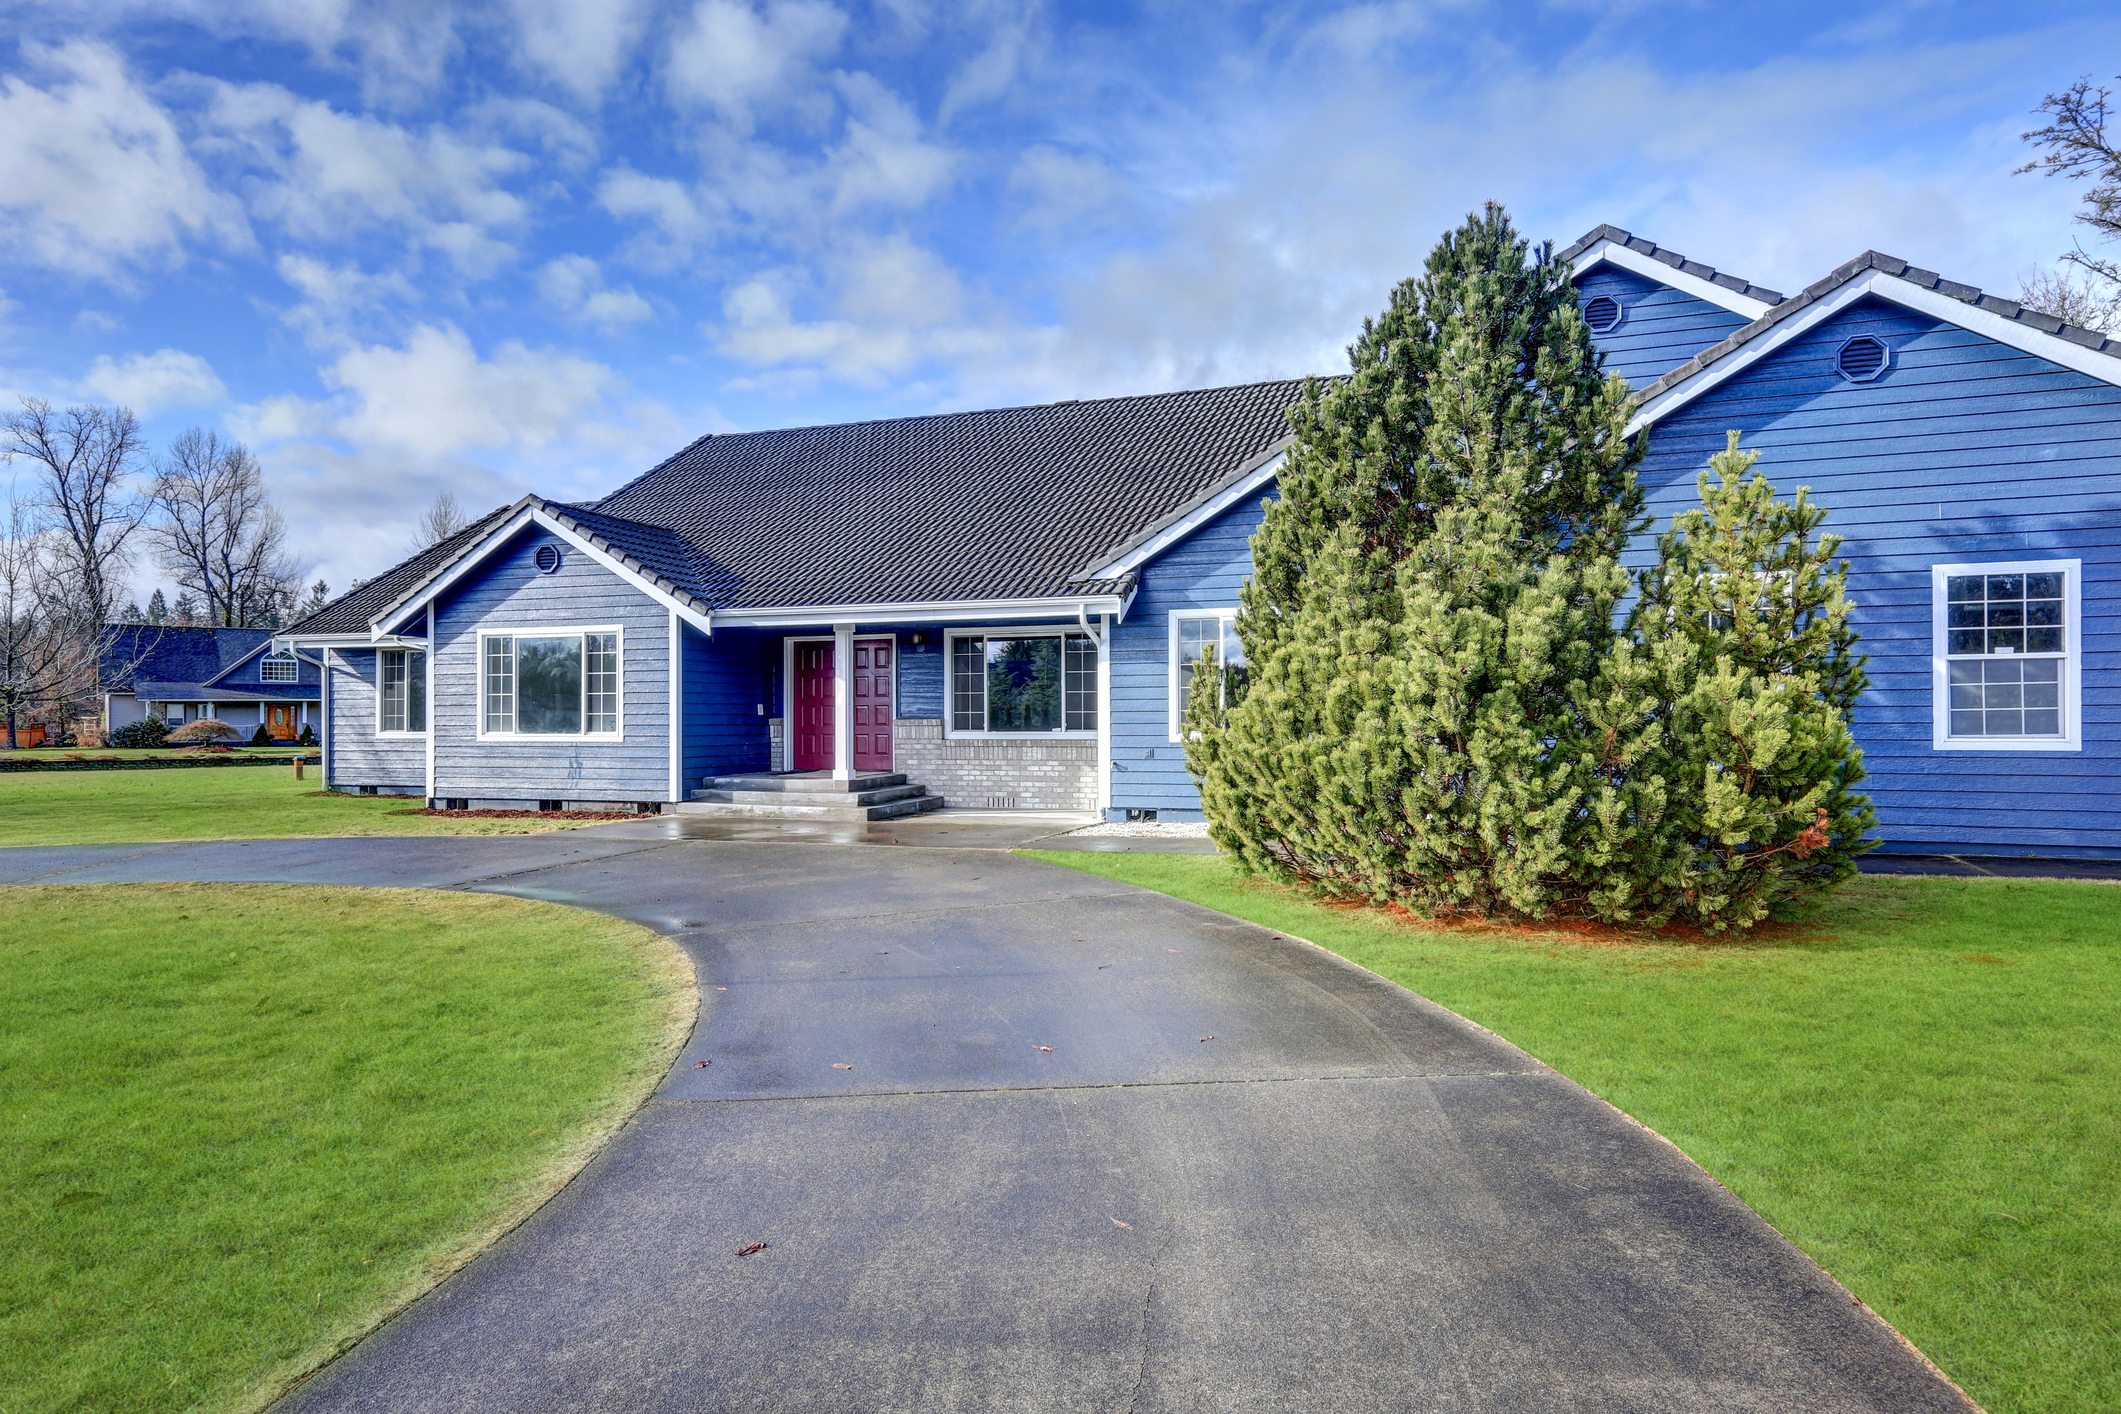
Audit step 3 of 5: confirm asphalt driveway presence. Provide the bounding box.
[3,831,1974,1412]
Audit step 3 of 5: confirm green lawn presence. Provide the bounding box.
[0,764,605,846]
[1023,851,2120,1414]
[2,883,692,1414]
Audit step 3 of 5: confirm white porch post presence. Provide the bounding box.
[832,621,855,779]
[1096,612,1112,817]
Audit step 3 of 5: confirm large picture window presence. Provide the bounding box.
[1169,610,1245,738]
[948,631,1096,735]
[1933,560,2080,751]
[260,654,299,682]
[379,649,426,733]
[480,630,621,738]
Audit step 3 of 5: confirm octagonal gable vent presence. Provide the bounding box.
[1836,335,1890,383]
[1582,294,1624,334]
[534,542,563,574]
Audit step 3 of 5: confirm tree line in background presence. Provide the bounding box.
[0,400,323,747]
[2017,74,2121,331]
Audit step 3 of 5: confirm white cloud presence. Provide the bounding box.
[201,80,531,274]
[597,167,721,266]
[938,15,1029,124]
[81,348,229,414]
[827,73,957,213]
[499,0,653,104]
[317,323,620,458]
[0,41,248,280]
[273,254,420,345]
[665,0,848,130]
[536,254,655,329]
[1008,145,1126,231]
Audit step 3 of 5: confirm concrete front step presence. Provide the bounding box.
[672,792,945,822]
[691,782,928,808]
[704,772,907,795]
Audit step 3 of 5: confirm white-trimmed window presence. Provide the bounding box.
[379,649,426,734]
[259,654,299,682]
[1932,559,2081,751]
[946,629,1096,736]
[1168,609,1244,739]
[479,629,622,739]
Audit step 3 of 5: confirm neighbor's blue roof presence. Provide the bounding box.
[102,625,274,687]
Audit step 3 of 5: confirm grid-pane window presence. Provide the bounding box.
[484,636,515,733]
[380,649,426,732]
[586,633,619,733]
[260,655,298,682]
[949,632,1095,733]
[1940,565,2069,742]
[481,632,619,735]
[1949,659,2060,739]
[1173,613,1246,727]
[1946,572,2065,656]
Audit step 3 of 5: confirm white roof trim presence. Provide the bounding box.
[1083,450,1286,581]
[1626,269,2121,435]
[713,593,1128,630]
[374,505,715,636]
[1574,238,1778,321]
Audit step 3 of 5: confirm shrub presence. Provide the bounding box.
[107,718,171,749]
[297,724,316,747]
[167,719,241,744]
[250,725,272,746]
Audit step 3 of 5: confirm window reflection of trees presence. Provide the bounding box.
[986,638,1061,731]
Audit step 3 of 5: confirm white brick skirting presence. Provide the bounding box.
[893,717,1096,810]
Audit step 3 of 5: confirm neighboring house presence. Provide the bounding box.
[103,624,322,740]
[284,224,2121,858]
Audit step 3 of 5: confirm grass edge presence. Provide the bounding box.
[224,900,700,1414]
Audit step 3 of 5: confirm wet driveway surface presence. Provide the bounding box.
[4,830,1972,1412]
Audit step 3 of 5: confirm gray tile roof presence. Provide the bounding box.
[1559,224,1785,306]
[1632,249,2121,408]
[589,380,1308,610]
[287,380,1307,631]
[132,680,318,702]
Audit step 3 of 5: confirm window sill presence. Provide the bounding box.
[941,731,1098,742]
[376,731,428,739]
[473,733,627,744]
[1932,737,2081,753]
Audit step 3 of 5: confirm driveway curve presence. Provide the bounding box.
[2,829,1974,1413]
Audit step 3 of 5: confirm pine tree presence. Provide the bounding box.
[171,590,200,625]
[120,599,143,623]
[1615,433,1876,928]
[145,589,166,624]
[1189,203,1644,911]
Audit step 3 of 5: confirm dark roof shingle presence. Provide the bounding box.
[1559,224,1785,307]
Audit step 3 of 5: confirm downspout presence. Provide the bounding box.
[424,605,436,806]
[287,645,332,789]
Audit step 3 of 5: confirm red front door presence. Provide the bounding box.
[793,641,834,770]
[852,637,893,772]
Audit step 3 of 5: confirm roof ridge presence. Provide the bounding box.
[1558,224,1785,306]
[1628,248,2121,413]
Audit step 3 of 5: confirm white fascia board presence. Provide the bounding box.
[373,506,715,637]
[713,594,1127,629]
[1574,240,1777,321]
[1627,275,1878,434]
[1083,451,1286,581]
[1625,270,2121,435]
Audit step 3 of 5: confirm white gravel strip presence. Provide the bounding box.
[1063,820,1214,838]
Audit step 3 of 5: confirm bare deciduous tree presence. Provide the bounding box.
[146,429,305,628]
[2020,76,2121,291]
[0,483,114,748]
[416,490,469,548]
[2016,266,2121,333]
[2,398,149,629]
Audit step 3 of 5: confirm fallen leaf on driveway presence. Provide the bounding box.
[694,1060,712,1068]
[1167,949,1180,953]
[1096,965,1112,970]
[1035,1045,1055,1053]
[716,986,727,991]
[1110,1217,1133,1229]
[832,1063,854,1070]
[736,1242,768,1257]
[1199,1036,1215,1042]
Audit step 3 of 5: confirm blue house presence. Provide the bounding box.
[285,225,2121,857]
[102,624,321,740]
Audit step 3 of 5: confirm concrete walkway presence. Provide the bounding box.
[2,830,1973,1412]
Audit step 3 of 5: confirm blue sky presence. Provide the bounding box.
[0,0,2113,597]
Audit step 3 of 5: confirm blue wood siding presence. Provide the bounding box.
[433,530,673,802]
[327,647,424,789]
[1636,294,2121,857]
[219,648,319,687]
[898,633,944,718]
[1107,496,1269,819]
[683,625,772,789]
[1578,266,1750,389]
